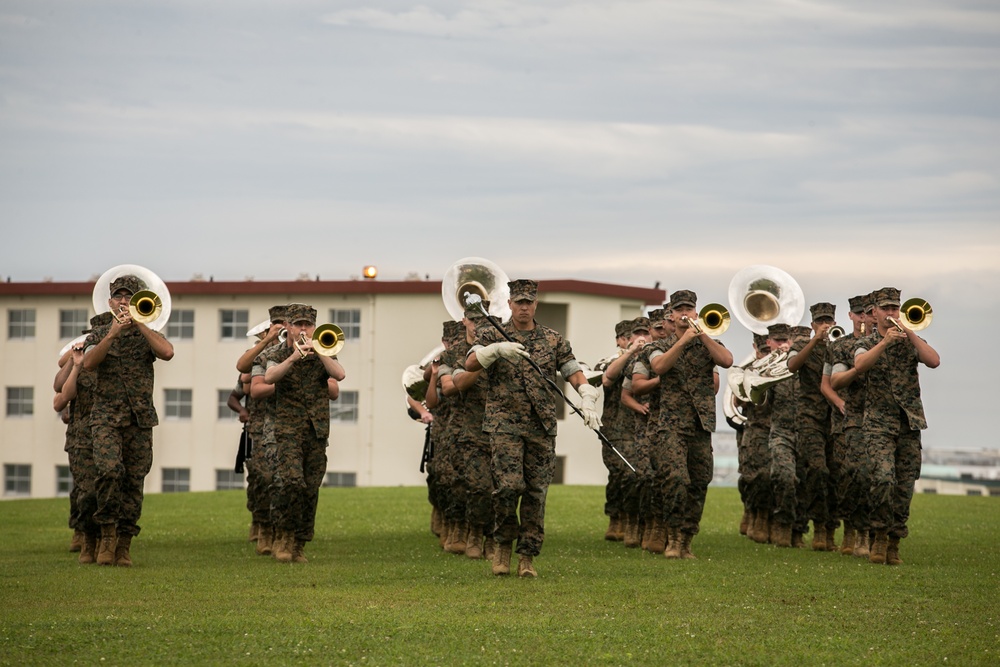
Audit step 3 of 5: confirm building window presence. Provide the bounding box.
[4,464,31,497]
[220,309,249,340]
[162,468,190,493]
[8,309,36,339]
[59,309,89,339]
[218,389,242,420]
[328,308,361,340]
[324,472,357,488]
[6,387,34,417]
[216,469,245,491]
[164,389,193,419]
[56,465,73,496]
[166,309,195,339]
[330,390,358,423]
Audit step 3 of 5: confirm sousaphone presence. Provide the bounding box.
[92,264,172,332]
[728,265,805,335]
[441,257,512,323]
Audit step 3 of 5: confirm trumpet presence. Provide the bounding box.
[827,325,846,342]
[683,303,731,337]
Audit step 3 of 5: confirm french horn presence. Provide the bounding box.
[728,265,804,335]
[441,257,512,323]
[92,264,172,332]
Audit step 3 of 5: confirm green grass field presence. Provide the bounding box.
[0,486,996,666]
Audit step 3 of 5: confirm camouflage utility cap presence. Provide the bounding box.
[874,287,902,308]
[753,333,769,353]
[268,305,288,323]
[110,274,145,296]
[793,325,812,340]
[614,320,632,338]
[631,317,651,334]
[848,295,866,314]
[669,290,697,310]
[285,303,317,324]
[810,302,836,320]
[508,279,538,302]
[767,323,792,339]
[647,308,665,324]
[863,291,877,313]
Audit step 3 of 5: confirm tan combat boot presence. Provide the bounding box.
[886,536,903,565]
[431,506,443,537]
[605,515,622,541]
[292,539,308,564]
[465,526,484,559]
[256,525,274,556]
[647,518,667,554]
[664,527,682,559]
[70,529,85,552]
[679,532,697,560]
[640,520,652,550]
[249,522,260,542]
[854,531,871,558]
[272,530,293,563]
[492,542,512,576]
[748,512,768,544]
[869,531,888,564]
[623,515,641,549]
[79,533,98,565]
[739,508,750,536]
[811,522,827,551]
[114,535,133,567]
[444,522,468,555]
[96,525,117,566]
[517,555,537,578]
[773,523,792,548]
[483,537,497,562]
[840,526,856,556]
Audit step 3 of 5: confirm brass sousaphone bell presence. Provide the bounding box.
[441,257,512,323]
[92,264,172,332]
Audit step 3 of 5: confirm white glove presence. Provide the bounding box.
[577,383,603,430]
[475,341,529,369]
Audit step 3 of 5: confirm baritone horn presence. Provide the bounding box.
[900,298,933,331]
[684,303,730,337]
[312,324,346,356]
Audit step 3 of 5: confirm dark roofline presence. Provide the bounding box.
[0,279,665,305]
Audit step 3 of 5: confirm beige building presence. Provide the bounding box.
[0,276,664,500]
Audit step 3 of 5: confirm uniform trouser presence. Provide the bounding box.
[634,418,655,523]
[459,435,493,530]
[795,424,831,530]
[604,432,639,517]
[826,427,844,529]
[68,445,99,535]
[768,427,797,527]
[491,429,555,557]
[270,434,328,542]
[837,427,870,531]
[867,428,921,539]
[657,428,713,535]
[741,423,772,514]
[601,429,626,518]
[437,439,466,524]
[248,436,276,527]
[92,423,153,537]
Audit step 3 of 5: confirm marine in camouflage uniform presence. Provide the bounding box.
[787,303,838,550]
[762,323,799,548]
[83,275,174,567]
[444,303,496,559]
[240,304,287,555]
[466,279,599,577]
[852,287,939,565]
[827,294,873,556]
[648,290,733,559]
[255,303,345,564]
[596,318,648,547]
[737,333,775,544]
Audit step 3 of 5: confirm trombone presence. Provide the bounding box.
[683,303,731,337]
[110,290,163,325]
[291,324,346,358]
[887,298,933,333]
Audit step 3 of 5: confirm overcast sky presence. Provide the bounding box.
[1,1,998,449]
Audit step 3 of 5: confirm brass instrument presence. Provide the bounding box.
[827,325,846,342]
[684,302,730,337]
[92,264,172,332]
[900,297,933,331]
[441,257,512,323]
[887,317,906,334]
[728,265,805,334]
[312,324,346,357]
[293,332,310,359]
[277,327,288,344]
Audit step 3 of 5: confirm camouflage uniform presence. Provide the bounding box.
[764,325,799,530]
[630,346,661,527]
[472,318,582,557]
[648,333,721,536]
[425,322,464,531]
[258,343,332,543]
[85,315,163,538]
[828,333,870,533]
[437,338,473,529]
[857,328,927,539]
